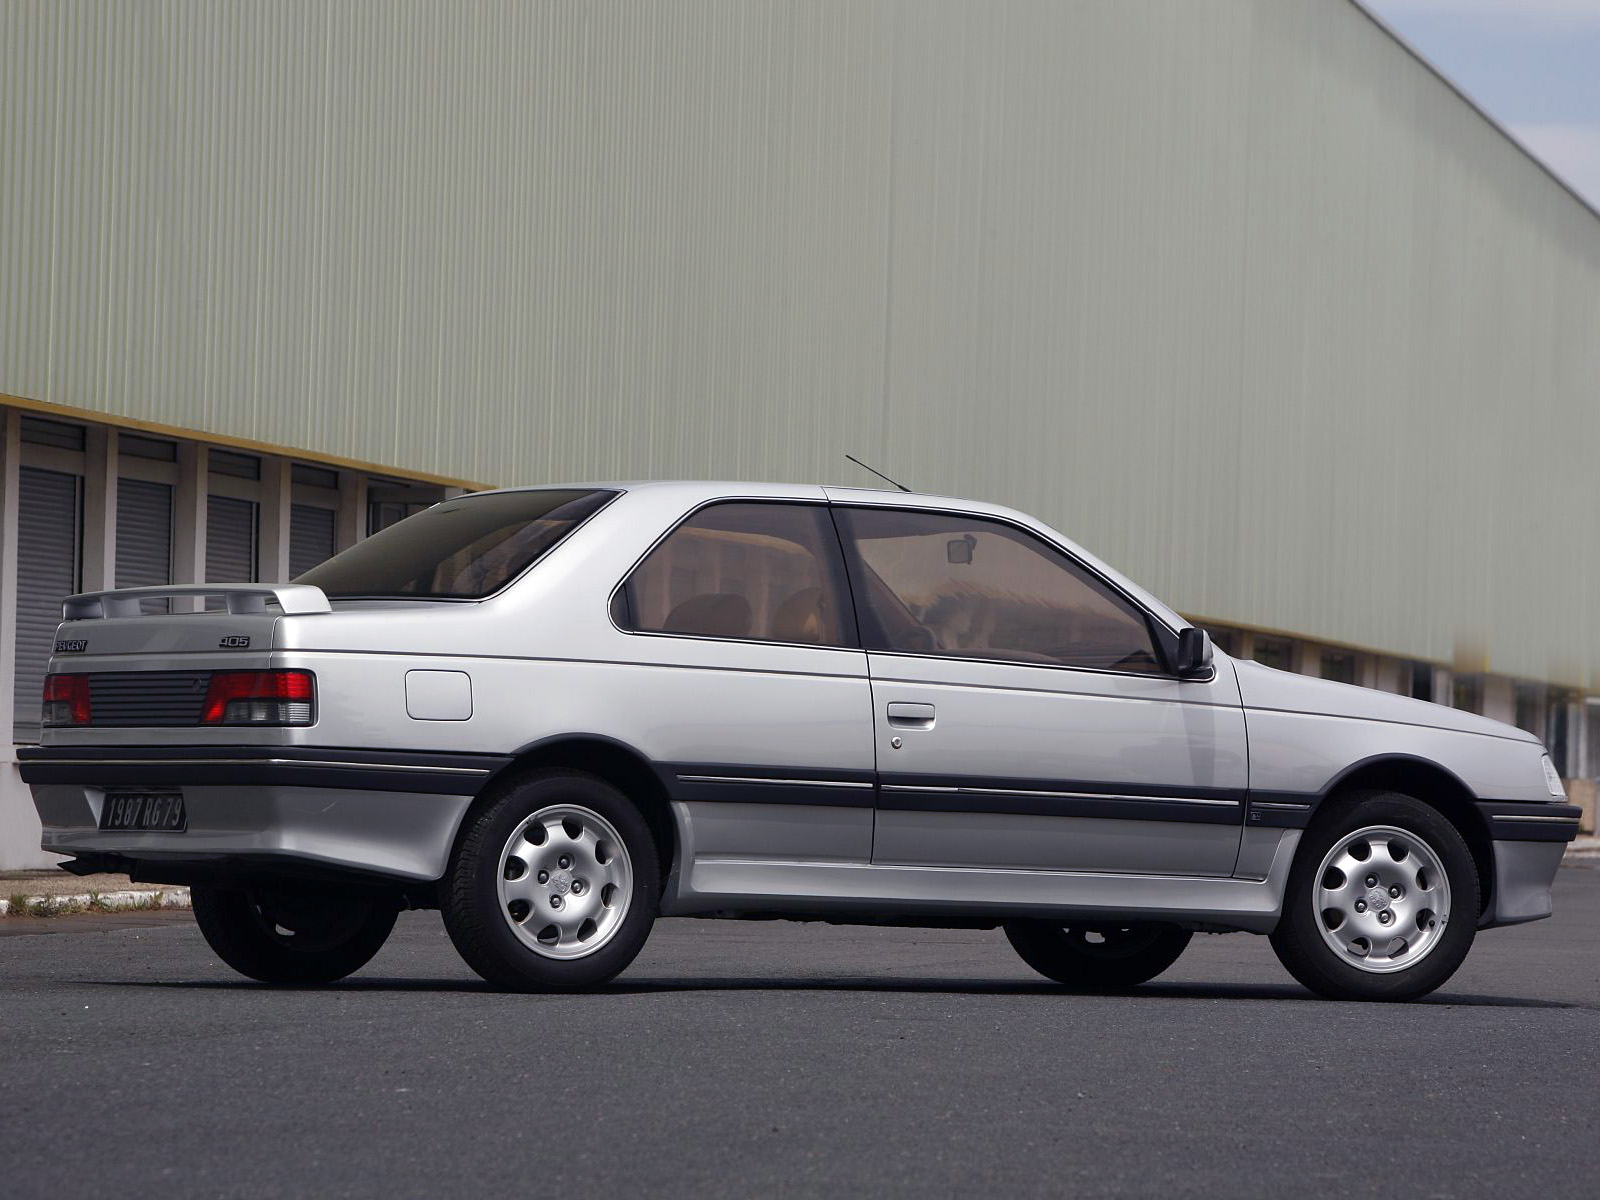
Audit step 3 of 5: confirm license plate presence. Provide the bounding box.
[100,792,187,832]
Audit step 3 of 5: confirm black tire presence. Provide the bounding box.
[1269,789,1479,1002]
[441,768,660,992]
[1003,921,1192,990]
[191,887,399,984]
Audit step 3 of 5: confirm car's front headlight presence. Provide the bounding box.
[1541,754,1566,798]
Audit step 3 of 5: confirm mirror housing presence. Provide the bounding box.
[1175,627,1213,678]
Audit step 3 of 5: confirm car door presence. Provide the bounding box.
[610,498,876,864]
[830,502,1247,877]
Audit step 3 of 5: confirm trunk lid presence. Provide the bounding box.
[40,584,325,739]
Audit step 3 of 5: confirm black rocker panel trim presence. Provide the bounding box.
[876,773,1245,826]
[666,767,1251,824]
[16,745,510,797]
[662,764,877,809]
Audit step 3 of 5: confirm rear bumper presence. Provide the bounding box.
[19,745,508,887]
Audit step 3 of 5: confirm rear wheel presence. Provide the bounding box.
[1270,789,1478,1001]
[191,887,398,984]
[442,769,660,991]
[1003,921,1192,990]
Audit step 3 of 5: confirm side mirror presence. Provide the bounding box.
[1175,627,1213,678]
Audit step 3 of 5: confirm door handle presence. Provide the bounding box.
[886,702,936,730]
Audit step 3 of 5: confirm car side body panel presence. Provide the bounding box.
[865,652,1248,877]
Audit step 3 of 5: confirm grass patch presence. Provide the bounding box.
[3,888,177,917]
[91,891,166,913]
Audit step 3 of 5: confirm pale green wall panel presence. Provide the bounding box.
[1,0,1596,685]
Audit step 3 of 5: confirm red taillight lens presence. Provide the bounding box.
[200,670,315,726]
[42,674,93,726]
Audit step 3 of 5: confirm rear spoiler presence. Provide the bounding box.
[63,584,333,619]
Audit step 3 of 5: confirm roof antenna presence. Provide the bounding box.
[845,453,913,493]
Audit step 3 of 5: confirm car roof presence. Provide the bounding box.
[468,479,1022,517]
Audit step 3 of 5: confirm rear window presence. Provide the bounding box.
[296,489,615,599]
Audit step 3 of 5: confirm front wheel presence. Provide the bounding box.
[1269,790,1479,1002]
[441,769,660,991]
[191,887,399,984]
[1003,921,1192,990]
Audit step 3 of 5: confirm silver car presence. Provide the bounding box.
[22,482,1580,1000]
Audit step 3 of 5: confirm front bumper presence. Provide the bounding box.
[1475,800,1583,927]
[19,745,509,887]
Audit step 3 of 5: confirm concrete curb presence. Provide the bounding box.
[0,888,191,918]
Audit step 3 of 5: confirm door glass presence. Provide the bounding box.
[835,507,1161,673]
[619,503,856,648]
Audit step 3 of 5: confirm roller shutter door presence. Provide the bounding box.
[289,505,337,578]
[206,495,258,583]
[13,468,82,742]
[116,479,174,612]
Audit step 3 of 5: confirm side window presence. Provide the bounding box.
[834,507,1162,674]
[618,503,857,649]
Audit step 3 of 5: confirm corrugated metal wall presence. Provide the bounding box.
[1,0,1596,685]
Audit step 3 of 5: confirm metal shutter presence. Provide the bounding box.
[13,468,82,742]
[206,495,258,583]
[116,477,174,599]
[289,504,337,578]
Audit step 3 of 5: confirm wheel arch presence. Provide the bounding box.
[1318,754,1494,917]
[457,734,679,890]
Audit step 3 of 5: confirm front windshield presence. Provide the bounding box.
[296,488,616,598]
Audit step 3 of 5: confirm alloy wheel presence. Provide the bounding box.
[1312,824,1451,974]
[496,803,634,960]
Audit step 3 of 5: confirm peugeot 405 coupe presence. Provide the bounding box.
[21,482,1581,1000]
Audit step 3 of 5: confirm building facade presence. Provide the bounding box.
[2,0,1597,866]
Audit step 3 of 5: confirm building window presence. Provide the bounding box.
[1410,662,1434,702]
[1253,636,1294,672]
[1320,650,1357,684]
[12,468,82,742]
[209,449,261,480]
[1206,627,1242,658]
[369,500,433,534]
[120,434,178,462]
[291,463,339,490]
[20,416,87,451]
[1513,683,1545,741]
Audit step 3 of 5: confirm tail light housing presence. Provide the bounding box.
[201,670,315,726]
[42,674,92,726]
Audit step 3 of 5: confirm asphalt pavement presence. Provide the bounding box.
[2,867,1597,1199]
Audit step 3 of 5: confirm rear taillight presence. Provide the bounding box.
[200,670,315,726]
[42,674,92,726]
